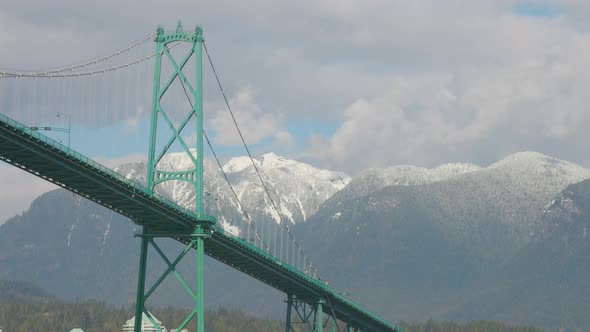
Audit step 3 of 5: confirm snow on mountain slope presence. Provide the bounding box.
[342,162,481,198]
[315,151,590,259]
[339,151,589,204]
[222,153,349,223]
[487,151,590,203]
[113,150,590,251]
[113,152,350,234]
[456,151,590,229]
[429,152,590,248]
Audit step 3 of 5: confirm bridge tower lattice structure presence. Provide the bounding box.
[134,22,214,332]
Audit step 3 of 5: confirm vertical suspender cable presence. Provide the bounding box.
[203,41,321,279]
[171,53,270,252]
[28,78,35,123]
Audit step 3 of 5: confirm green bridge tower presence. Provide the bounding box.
[134,22,214,332]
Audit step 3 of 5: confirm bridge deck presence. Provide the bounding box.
[0,113,399,331]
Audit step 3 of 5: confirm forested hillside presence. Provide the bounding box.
[0,280,545,332]
[0,299,545,332]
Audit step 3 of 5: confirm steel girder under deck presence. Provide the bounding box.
[0,113,401,332]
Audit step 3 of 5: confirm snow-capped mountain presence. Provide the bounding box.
[114,150,590,243]
[314,151,590,259]
[343,162,482,198]
[294,155,590,328]
[220,153,349,223]
[114,152,350,234]
[4,150,590,329]
[487,151,590,204]
[339,151,590,199]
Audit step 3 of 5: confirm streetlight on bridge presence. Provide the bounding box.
[29,112,71,147]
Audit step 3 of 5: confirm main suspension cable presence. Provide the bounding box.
[0,32,156,76]
[203,41,321,280]
[0,53,156,79]
[170,43,270,252]
[203,130,270,252]
[0,42,181,79]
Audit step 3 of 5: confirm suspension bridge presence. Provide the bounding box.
[0,23,401,332]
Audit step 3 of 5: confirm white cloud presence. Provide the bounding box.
[209,87,288,146]
[124,105,146,134]
[272,130,295,150]
[2,0,590,173]
[307,49,590,171]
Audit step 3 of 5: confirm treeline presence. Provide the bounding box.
[0,300,281,332]
[0,280,545,332]
[0,280,50,303]
[398,319,544,332]
[0,299,546,332]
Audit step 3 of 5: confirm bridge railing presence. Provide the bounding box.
[1,112,320,277]
[211,224,397,329]
[0,112,199,222]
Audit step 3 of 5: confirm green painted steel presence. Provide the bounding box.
[315,300,324,332]
[146,22,204,218]
[140,22,209,332]
[146,28,162,196]
[194,29,204,219]
[131,231,207,332]
[286,295,342,332]
[195,226,205,331]
[286,295,315,331]
[285,294,293,331]
[133,235,149,332]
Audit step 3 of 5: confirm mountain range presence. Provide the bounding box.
[114,152,349,230]
[1,151,589,330]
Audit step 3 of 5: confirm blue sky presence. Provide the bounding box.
[514,2,561,17]
[25,101,341,161]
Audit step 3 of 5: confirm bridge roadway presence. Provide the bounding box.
[0,113,400,331]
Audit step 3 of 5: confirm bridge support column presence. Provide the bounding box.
[133,226,209,332]
[195,225,205,332]
[136,22,212,332]
[285,295,329,331]
[314,299,324,332]
[133,233,149,332]
[285,296,353,332]
[285,294,293,332]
